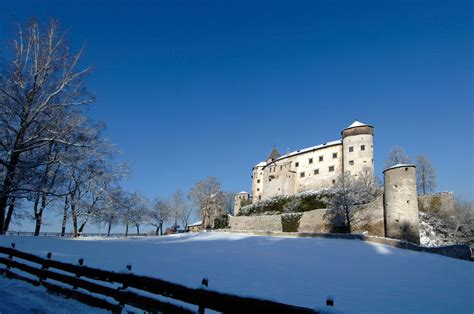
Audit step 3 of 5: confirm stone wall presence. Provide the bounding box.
[418,192,455,213]
[229,195,384,236]
[228,215,282,232]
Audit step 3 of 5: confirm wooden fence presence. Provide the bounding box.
[0,244,321,313]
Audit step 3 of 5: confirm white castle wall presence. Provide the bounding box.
[250,122,374,202]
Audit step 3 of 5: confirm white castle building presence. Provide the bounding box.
[243,121,374,205]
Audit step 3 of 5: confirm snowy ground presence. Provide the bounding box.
[0,274,107,314]
[0,232,472,313]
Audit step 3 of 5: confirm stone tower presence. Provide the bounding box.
[383,164,420,244]
[234,191,250,216]
[341,121,375,181]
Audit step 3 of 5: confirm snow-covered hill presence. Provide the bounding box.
[0,232,472,313]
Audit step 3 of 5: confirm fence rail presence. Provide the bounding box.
[0,244,320,313]
[5,231,151,237]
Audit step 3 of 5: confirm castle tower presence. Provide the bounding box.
[233,191,250,216]
[341,121,375,182]
[383,164,420,244]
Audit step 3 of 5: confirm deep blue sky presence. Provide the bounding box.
[1,1,472,210]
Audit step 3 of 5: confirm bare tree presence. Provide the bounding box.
[326,171,377,233]
[0,19,93,233]
[384,146,411,169]
[450,198,473,239]
[416,155,436,195]
[129,192,149,235]
[148,199,171,235]
[188,177,226,229]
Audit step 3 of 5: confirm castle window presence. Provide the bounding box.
[328,166,335,172]
[314,169,319,175]
[349,160,354,165]
[280,166,283,170]
[361,145,365,151]
[258,195,261,200]
[257,179,260,183]
[332,153,337,159]
[319,156,323,162]
[300,172,305,178]
[332,179,336,184]
[309,158,313,164]
[295,162,299,167]
[349,146,354,152]
[257,188,260,191]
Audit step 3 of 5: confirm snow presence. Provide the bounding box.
[383,163,416,172]
[0,274,107,313]
[188,220,203,227]
[255,140,343,168]
[346,120,368,128]
[0,233,472,313]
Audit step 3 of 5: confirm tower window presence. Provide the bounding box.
[314,169,319,175]
[319,156,323,162]
[361,145,365,151]
[257,179,260,183]
[349,160,354,165]
[329,166,335,172]
[257,188,260,191]
[309,158,313,164]
[349,146,354,152]
[300,172,305,178]
[332,153,337,159]
[295,162,299,167]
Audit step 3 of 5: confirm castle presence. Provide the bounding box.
[233,121,421,244]
[235,121,375,212]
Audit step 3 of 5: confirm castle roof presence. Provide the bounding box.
[382,163,416,173]
[266,148,281,161]
[345,120,372,129]
[254,139,342,168]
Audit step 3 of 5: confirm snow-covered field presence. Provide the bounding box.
[0,274,107,313]
[0,232,472,313]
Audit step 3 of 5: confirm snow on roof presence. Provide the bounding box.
[383,163,416,172]
[346,120,367,129]
[236,191,248,194]
[254,140,342,168]
[188,220,202,227]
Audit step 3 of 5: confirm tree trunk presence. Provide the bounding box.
[34,213,42,236]
[61,196,69,236]
[70,193,79,237]
[0,150,21,233]
[107,219,112,236]
[4,197,16,232]
[78,213,90,234]
[125,222,129,237]
[136,224,140,235]
[155,226,159,235]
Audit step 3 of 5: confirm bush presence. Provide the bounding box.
[281,213,303,232]
[237,190,333,216]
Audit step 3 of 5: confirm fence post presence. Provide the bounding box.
[326,296,334,307]
[6,243,15,269]
[73,258,85,290]
[198,277,209,314]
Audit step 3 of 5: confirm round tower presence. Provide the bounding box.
[383,164,420,244]
[341,121,374,182]
[233,191,250,216]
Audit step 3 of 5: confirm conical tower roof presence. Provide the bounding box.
[266,147,281,161]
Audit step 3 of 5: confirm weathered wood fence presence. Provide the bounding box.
[0,244,320,313]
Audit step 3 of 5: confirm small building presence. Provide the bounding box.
[187,220,202,232]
